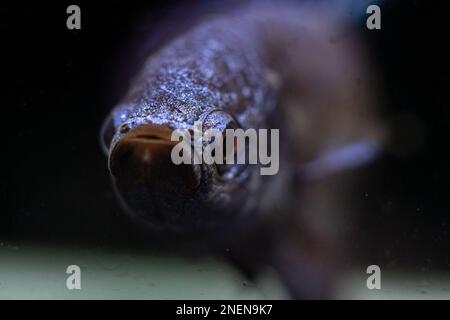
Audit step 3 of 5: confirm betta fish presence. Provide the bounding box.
[101,1,385,298]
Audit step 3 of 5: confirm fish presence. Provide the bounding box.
[101,1,385,298]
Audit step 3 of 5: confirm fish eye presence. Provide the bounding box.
[219,119,241,176]
[201,109,239,133]
[199,110,243,176]
[119,123,131,134]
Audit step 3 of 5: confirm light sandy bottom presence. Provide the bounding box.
[0,243,449,299]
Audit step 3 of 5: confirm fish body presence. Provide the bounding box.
[101,2,384,298]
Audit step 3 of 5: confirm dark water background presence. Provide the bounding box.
[1,0,450,271]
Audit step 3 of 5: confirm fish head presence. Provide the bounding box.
[102,106,254,233]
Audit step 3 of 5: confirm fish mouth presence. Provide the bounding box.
[109,124,201,196]
[121,123,174,143]
[108,123,253,230]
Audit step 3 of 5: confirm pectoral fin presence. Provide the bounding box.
[299,138,381,181]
